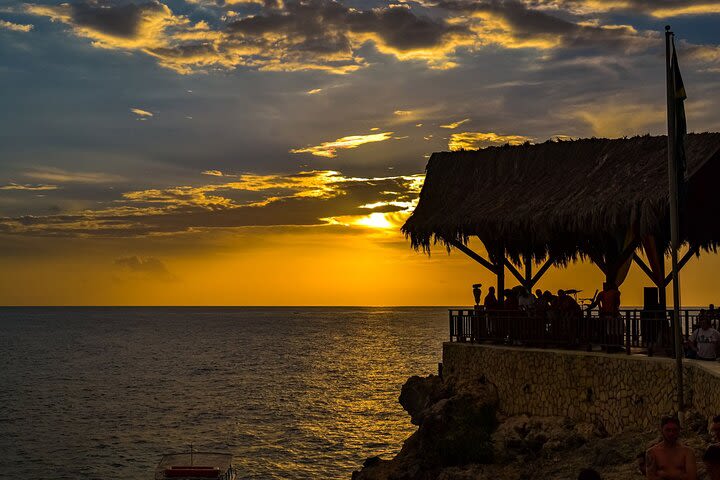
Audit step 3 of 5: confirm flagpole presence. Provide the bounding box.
[665,25,684,411]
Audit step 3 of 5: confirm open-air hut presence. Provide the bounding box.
[402,133,720,307]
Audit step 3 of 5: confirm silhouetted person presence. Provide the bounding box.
[472,283,482,306]
[484,286,499,339]
[484,287,498,309]
[556,289,581,344]
[710,415,720,443]
[503,288,518,310]
[535,288,543,301]
[578,468,602,480]
[589,282,621,348]
[645,415,697,480]
[687,316,720,360]
[518,288,534,310]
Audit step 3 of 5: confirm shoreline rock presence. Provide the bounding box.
[353,374,716,480]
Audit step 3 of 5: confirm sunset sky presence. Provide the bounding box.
[2,0,720,305]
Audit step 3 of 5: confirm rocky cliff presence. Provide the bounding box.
[352,374,714,480]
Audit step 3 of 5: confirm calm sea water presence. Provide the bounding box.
[0,307,448,479]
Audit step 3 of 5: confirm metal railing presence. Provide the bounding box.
[449,307,716,355]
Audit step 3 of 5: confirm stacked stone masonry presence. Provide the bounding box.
[443,343,720,435]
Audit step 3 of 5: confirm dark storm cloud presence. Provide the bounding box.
[438,0,657,53]
[70,1,166,38]
[25,0,472,73]
[228,0,469,53]
[524,0,720,16]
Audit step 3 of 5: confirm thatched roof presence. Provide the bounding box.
[402,133,720,264]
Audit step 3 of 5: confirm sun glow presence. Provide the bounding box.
[354,212,394,229]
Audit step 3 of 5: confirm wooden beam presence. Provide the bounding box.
[529,256,555,289]
[497,244,505,306]
[587,252,608,275]
[616,238,641,269]
[524,255,532,286]
[633,253,658,285]
[504,258,526,287]
[448,239,497,274]
[663,245,700,287]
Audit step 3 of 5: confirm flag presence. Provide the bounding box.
[670,36,687,212]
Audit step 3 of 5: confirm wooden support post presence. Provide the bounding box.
[529,257,555,289]
[633,253,656,282]
[497,244,505,306]
[504,258,525,287]
[448,239,497,274]
[524,255,532,289]
[663,245,699,287]
[658,259,667,311]
[588,252,609,276]
[634,252,668,309]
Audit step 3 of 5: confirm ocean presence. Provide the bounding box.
[0,307,448,479]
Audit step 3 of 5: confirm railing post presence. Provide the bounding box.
[625,311,631,354]
[448,309,453,342]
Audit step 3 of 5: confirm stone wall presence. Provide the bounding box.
[442,343,720,434]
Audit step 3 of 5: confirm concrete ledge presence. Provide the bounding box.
[443,343,720,434]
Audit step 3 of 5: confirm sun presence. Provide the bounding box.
[354,212,394,229]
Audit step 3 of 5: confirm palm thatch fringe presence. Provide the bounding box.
[402,133,720,265]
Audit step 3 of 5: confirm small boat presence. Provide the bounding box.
[154,447,236,479]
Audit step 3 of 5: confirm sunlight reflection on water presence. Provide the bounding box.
[0,307,447,479]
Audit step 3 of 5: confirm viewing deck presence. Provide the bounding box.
[448,307,713,356]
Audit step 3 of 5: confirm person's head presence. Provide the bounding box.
[636,452,646,475]
[702,316,712,330]
[536,289,542,297]
[577,468,602,480]
[711,304,716,311]
[710,415,720,442]
[660,415,681,444]
[488,286,495,294]
[558,289,566,297]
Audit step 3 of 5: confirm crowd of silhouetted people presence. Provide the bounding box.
[471,282,622,348]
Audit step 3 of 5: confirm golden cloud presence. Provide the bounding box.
[25,2,184,50]
[448,132,531,150]
[201,170,227,177]
[24,1,473,74]
[651,4,720,17]
[290,132,394,158]
[575,100,664,138]
[0,183,58,191]
[23,0,675,76]
[131,108,154,117]
[24,167,125,184]
[0,170,425,237]
[440,118,470,129]
[0,19,33,32]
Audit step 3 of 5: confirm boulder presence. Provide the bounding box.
[399,375,447,425]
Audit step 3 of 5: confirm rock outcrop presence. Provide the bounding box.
[353,374,716,480]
